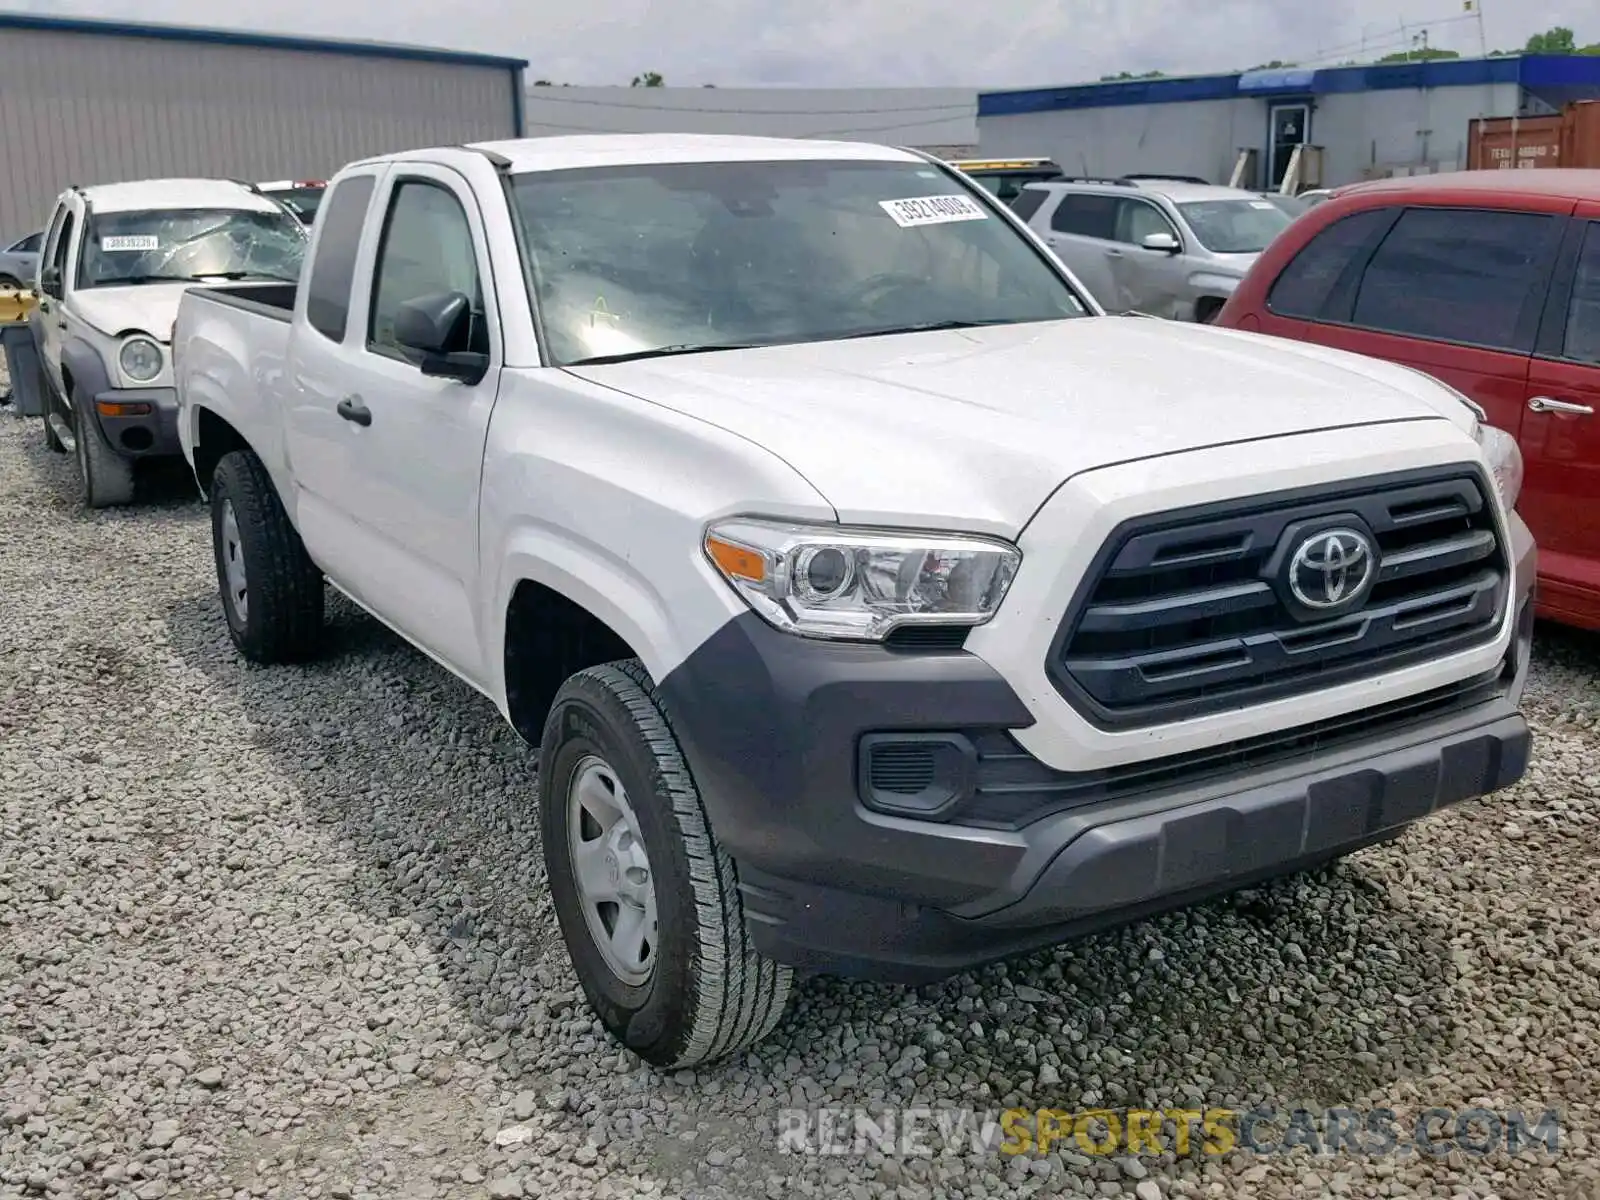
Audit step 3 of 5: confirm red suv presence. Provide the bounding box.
[1216,169,1600,631]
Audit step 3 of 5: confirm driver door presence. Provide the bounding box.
[298,164,503,683]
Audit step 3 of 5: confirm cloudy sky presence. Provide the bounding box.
[15,0,1600,86]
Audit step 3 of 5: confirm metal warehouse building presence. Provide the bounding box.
[521,87,979,156]
[978,54,1600,191]
[0,14,526,235]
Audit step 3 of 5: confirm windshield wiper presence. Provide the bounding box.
[90,274,191,287]
[195,271,293,282]
[829,318,1020,341]
[565,342,770,366]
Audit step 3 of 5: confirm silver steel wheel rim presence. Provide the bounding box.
[220,500,249,624]
[567,754,657,986]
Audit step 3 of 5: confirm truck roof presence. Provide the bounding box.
[77,177,283,215]
[428,133,927,174]
[1336,167,1600,201]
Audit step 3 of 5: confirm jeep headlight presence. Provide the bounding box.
[1475,422,1523,511]
[703,519,1020,641]
[118,336,163,383]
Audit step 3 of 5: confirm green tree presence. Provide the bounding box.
[1376,46,1460,62]
[1098,69,1165,81]
[1524,26,1576,54]
[631,71,665,87]
[1245,60,1298,70]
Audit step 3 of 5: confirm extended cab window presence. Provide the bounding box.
[76,208,304,289]
[306,174,377,343]
[1050,194,1118,239]
[1564,222,1600,365]
[510,158,1088,366]
[1350,207,1561,353]
[368,180,488,357]
[1267,207,1394,319]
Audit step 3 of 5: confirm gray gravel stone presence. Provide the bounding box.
[0,416,1596,1200]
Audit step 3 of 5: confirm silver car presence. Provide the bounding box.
[0,231,42,288]
[1011,177,1296,323]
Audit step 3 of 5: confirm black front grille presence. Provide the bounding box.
[1050,466,1508,728]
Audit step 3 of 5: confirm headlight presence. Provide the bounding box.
[703,518,1021,641]
[1475,422,1523,511]
[119,336,164,383]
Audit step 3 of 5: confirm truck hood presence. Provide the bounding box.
[71,283,198,343]
[567,316,1471,537]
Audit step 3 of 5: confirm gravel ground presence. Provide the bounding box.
[1,412,1598,1200]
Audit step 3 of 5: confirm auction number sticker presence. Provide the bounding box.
[101,235,160,252]
[879,194,989,228]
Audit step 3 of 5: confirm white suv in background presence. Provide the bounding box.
[1013,176,1296,323]
[29,177,307,507]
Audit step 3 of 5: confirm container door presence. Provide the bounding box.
[1521,205,1600,626]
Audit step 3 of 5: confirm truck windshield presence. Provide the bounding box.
[1175,199,1294,254]
[78,207,307,288]
[508,158,1090,366]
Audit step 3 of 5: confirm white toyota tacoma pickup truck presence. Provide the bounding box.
[173,133,1537,1069]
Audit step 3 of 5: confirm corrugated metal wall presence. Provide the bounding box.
[0,27,519,235]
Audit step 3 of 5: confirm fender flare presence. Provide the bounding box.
[60,337,113,426]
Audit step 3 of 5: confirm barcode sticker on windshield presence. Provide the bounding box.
[101,235,159,252]
[879,194,988,228]
[1248,200,1276,209]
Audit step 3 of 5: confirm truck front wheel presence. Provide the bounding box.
[541,659,793,1068]
[209,449,325,663]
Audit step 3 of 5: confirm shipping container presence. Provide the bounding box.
[1466,101,1600,171]
[0,14,527,236]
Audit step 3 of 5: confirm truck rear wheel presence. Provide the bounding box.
[72,393,134,508]
[540,659,793,1068]
[209,448,325,663]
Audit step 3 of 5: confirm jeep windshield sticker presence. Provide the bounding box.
[878,195,988,228]
[100,235,161,252]
[1248,200,1276,209]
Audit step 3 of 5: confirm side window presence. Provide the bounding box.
[47,210,77,292]
[305,174,377,343]
[1350,207,1560,353]
[1562,222,1600,365]
[1009,188,1048,222]
[1050,193,1118,239]
[367,180,487,358]
[1114,198,1178,246]
[1267,208,1394,319]
[16,232,42,253]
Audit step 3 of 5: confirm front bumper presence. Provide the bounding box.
[88,386,180,458]
[659,530,1537,984]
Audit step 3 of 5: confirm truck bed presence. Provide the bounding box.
[187,281,297,323]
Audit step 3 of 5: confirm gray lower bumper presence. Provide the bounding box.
[90,386,180,458]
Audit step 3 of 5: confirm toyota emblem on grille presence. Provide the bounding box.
[1288,528,1375,611]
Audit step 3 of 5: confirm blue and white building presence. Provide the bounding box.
[977,55,1600,190]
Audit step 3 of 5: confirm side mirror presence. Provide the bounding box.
[1140,232,1181,254]
[393,291,488,385]
[39,265,61,296]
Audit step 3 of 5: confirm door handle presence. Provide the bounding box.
[336,395,372,426]
[1528,396,1594,416]
[1105,249,1125,259]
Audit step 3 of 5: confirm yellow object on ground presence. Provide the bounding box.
[0,288,37,322]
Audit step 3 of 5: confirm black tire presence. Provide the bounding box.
[0,274,18,289]
[73,394,134,509]
[1195,297,1225,324]
[209,448,325,663]
[541,659,792,1068]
